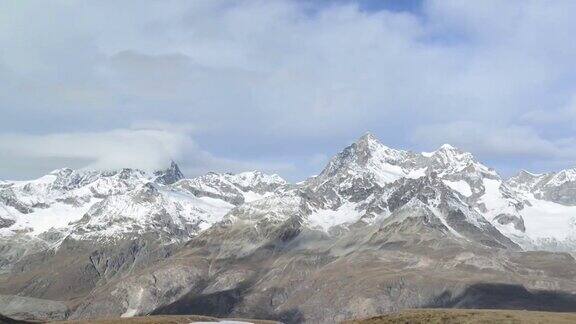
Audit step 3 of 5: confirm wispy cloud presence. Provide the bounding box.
[0,125,295,180]
[0,129,186,177]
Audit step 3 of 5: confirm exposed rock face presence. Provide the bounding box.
[0,295,68,321]
[66,214,576,323]
[0,217,15,229]
[494,213,526,232]
[153,161,185,185]
[1,134,576,323]
[0,189,33,214]
[2,234,181,302]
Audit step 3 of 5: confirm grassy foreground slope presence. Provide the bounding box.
[344,309,576,324]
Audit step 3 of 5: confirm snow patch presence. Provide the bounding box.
[241,191,271,203]
[443,180,472,197]
[477,179,516,219]
[121,308,138,318]
[520,199,576,240]
[308,203,362,231]
[0,202,93,236]
[407,168,427,179]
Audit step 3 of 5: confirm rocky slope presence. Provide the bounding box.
[1,133,576,323]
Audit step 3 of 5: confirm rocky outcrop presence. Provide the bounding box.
[153,161,185,185]
[0,295,68,321]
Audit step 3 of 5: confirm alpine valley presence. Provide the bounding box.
[1,133,576,323]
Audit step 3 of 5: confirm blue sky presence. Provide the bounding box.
[1,0,575,181]
[302,0,423,13]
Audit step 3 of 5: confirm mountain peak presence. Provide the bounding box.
[518,169,543,178]
[438,143,458,151]
[424,143,500,179]
[228,170,287,188]
[48,167,74,177]
[153,161,184,185]
[352,132,404,157]
[313,133,413,188]
[432,143,473,161]
[549,168,576,186]
[506,169,545,194]
[356,132,379,144]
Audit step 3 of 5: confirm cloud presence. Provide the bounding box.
[1,1,576,179]
[412,121,576,161]
[521,94,576,126]
[0,129,187,177]
[0,125,296,181]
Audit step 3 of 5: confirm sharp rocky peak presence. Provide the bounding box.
[48,167,74,177]
[354,132,407,160]
[355,132,380,146]
[336,134,483,172]
[430,143,474,163]
[509,169,544,182]
[322,133,408,169]
[425,143,498,179]
[153,161,185,185]
[318,133,497,185]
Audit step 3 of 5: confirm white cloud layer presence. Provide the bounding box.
[1,0,576,179]
[0,129,185,177]
[413,121,576,159]
[0,126,295,180]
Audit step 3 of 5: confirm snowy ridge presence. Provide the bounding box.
[0,164,283,248]
[172,170,287,206]
[69,183,233,241]
[548,168,576,186]
[506,170,545,194]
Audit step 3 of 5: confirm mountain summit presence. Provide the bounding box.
[153,161,185,185]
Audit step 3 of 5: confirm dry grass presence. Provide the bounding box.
[344,308,576,324]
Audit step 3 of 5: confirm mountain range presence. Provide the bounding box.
[1,133,576,323]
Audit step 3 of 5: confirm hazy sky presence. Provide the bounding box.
[1,0,576,181]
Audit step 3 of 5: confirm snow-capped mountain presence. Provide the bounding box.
[0,165,286,237]
[200,133,573,252]
[1,133,574,259]
[2,133,576,322]
[217,134,523,248]
[0,164,286,271]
